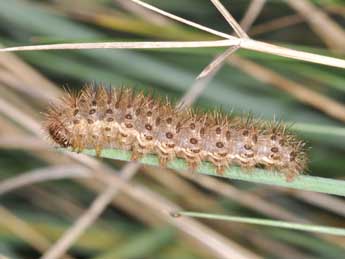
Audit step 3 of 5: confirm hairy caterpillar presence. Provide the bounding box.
[44,84,308,181]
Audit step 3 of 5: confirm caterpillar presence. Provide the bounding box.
[43,84,308,181]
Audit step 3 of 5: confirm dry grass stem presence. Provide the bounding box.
[240,0,266,32]
[250,14,302,36]
[41,162,140,259]
[290,191,345,218]
[209,0,249,38]
[0,206,74,259]
[229,55,345,122]
[0,165,91,196]
[177,45,239,109]
[114,0,171,25]
[0,136,49,150]
[287,0,345,51]
[129,0,236,40]
[241,39,345,69]
[0,40,239,52]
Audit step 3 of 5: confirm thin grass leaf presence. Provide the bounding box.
[62,148,345,197]
[175,211,345,236]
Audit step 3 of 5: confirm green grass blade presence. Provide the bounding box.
[175,211,345,236]
[61,148,345,197]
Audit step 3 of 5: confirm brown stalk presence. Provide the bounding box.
[287,0,345,52]
[229,55,345,123]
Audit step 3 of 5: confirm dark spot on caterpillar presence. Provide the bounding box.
[216,127,221,135]
[87,119,94,124]
[190,123,195,130]
[125,114,132,120]
[216,142,224,148]
[192,148,200,153]
[89,109,96,115]
[92,100,97,106]
[190,138,198,145]
[145,124,152,131]
[125,123,133,128]
[146,111,152,117]
[270,154,280,160]
[271,135,277,141]
[106,109,113,114]
[166,117,172,124]
[105,127,111,131]
[145,135,153,140]
[242,130,249,136]
[167,143,175,148]
[166,132,173,139]
[107,117,114,122]
[271,147,279,153]
[244,144,252,150]
[73,119,80,124]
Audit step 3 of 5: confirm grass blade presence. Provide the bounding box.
[175,211,345,236]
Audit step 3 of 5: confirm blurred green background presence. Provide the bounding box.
[0,0,344,258]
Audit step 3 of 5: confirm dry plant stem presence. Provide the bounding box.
[0,136,49,150]
[229,55,345,122]
[114,0,171,25]
[240,0,266,32]
[289,191,345,218]
[0,69,50,101]
[286,0,345,51]
[0,48,60,98]
[0,40,239,52]
[128,0,236,40]
[177,45,239,109]
[250,14,304,36]
[240,39,345,69]
[180,172,307,223]
[209,0,249,38]
[128,0,345,68]
[1,22,343,70]
[0,206,74,259]
[0,165,91,195]
[41,162,140,259]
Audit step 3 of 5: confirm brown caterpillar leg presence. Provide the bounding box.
[158,156,169,168]
[131,149,143,161]
[187,159,201,172]
[95,144,103,157]
[72,135,84,153]
[215,165,225,175]
[285,170,298,182]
